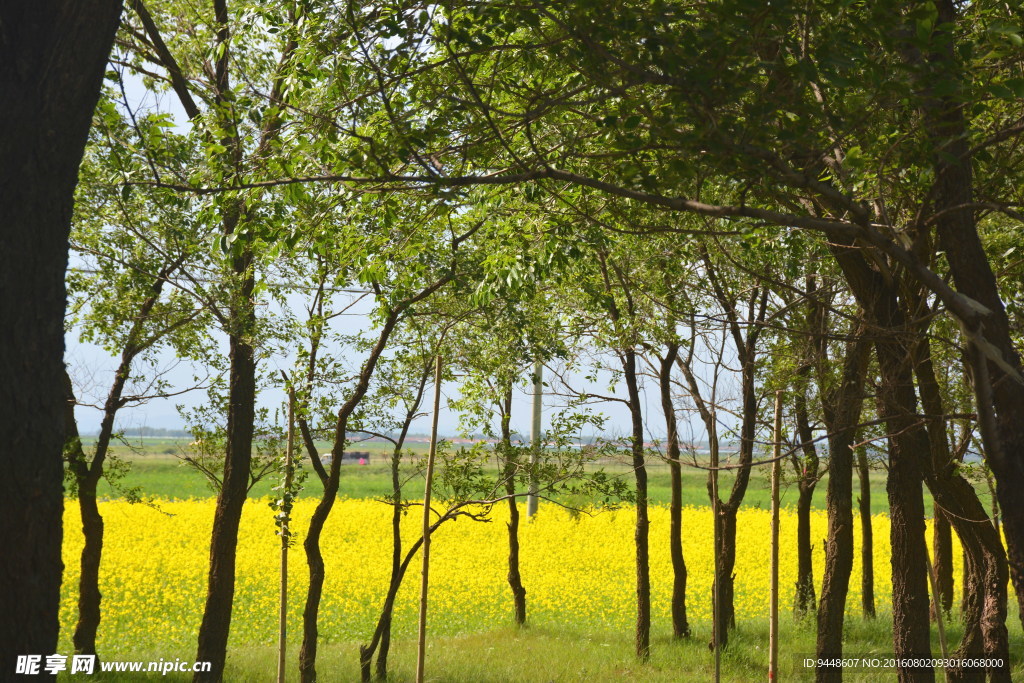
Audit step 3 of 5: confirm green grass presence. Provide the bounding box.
[83,438,991,516]
[60,613,1024,681]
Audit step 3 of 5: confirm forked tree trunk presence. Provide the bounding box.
[924,474,1010,683]
[0,1,122,672]
[913,334,1010,680]
[916,0,1024,625]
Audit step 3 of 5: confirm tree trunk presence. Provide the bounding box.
[924,473,1010,683]
[916,0,1024,625]
[194,328,257,681]
[793,390,819,615]
[505,463,527,626]
[795,484,816,614]
[622,348,651,660]
[932,509,954,617]
[658,345,689,638]
[856,446,876,619]
[300,462,339,683]
[876,335,934,682]
[913,333,1010,680]
[0,1,121,673]
[913,334,957,620]
[298,288,444,680]
[814,332,868,683]
[713,505,738,643]
[501,387,527,626]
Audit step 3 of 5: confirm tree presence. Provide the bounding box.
[0,1,122,672]
[114,2,304,675]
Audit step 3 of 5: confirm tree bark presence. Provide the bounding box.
[621,347,651,661]
[913,333,1010,681]
[814,330,869,683]
[856,446,876,619]
[658,345,689,638]
[194,323,257,681]
[500,387,527,626]
[63,378,105,659]
[0,1,121,673]
[793,389,819,615]
[915,0,1024,624]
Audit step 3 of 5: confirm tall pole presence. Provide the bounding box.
[277,384,295,683]
[527,359,542,518]
[711,438,721,683]
[416,355,443,683]
[769,391,782,682]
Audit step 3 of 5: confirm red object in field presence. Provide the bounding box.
[359,457,367,465]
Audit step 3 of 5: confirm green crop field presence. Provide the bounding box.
[79,436,981,516]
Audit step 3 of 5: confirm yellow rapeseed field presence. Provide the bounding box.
[59,499,960,654]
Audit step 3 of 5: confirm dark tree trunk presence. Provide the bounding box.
[63,378,105,658]
[924,473,1010,683]
[65,262,173,658]
[658,345,689,638]
[912,333,1010,680]
[300,453,340,683]
[793,390,819,615]
[856,446,876,619]
[826,232,934,681]
[707,281,765,650]
[814,332,869,683]
[501,389,527,626]
[913,335,957,620]
[875,328,934,682]
[195,327,257,681]
[916,0,1024,626]
[0,1,121,673]
[622,348,651,660]
[598,255,651,660]
[932,509,954,617]
[795,485,816,614]
[712,505,738,642]
[193,3,260,676]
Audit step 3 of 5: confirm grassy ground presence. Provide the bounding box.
[82,436,990,515]
[65,614,1024,681]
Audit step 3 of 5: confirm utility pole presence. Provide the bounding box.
[527,359,542,518]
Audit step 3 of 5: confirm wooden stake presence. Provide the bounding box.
[711,441,721,683]
[278,383,295,683]
[416,355,443,683]
[526,359,542,518]
[769,390,782,682]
